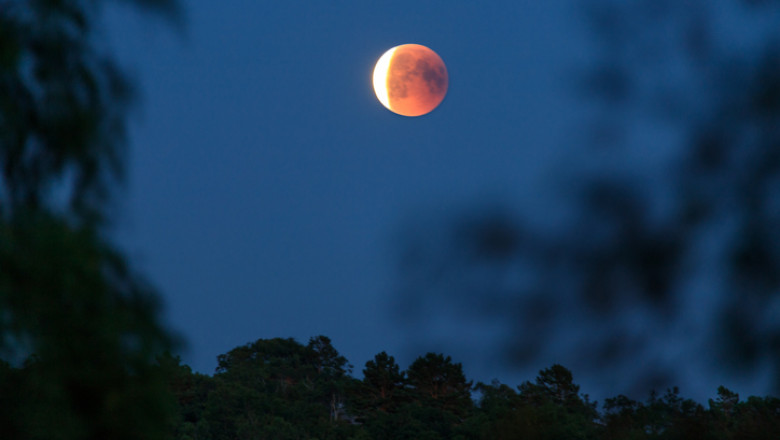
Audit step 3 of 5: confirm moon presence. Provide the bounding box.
[373,44,448,117]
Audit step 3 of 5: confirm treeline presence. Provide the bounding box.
[149,336,778,440]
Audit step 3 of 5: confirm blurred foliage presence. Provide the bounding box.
[0,0,180,439]
[395,0,780,397]
[0,212,176,439]
[0,0,179,223]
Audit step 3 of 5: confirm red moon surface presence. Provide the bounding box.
[373,44,448,117]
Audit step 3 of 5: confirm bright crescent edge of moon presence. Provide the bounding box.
[372,47,396,111]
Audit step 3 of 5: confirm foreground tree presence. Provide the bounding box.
[0,1,180,439]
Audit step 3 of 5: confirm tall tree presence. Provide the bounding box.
[0,1,181,439]
[348,352,408,440]
[406,352,473,415]
[308,335,351,378]
[513,365,599,440]
[358,351,406,413]
[404,352,474,439]
[601,394,645,440]
[306,335,353,422]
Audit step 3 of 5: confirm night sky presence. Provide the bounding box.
[103,1,777,402]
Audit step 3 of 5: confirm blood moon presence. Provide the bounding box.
[373,44,448,117]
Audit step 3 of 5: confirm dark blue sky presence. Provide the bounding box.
[107,0,583,367]
[103,1,776,401]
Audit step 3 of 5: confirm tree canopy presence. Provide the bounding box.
[146,336,780,440]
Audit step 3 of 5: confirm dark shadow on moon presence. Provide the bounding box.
[388,52,447,100]
[420,60,446,94]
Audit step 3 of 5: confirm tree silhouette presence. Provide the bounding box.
[0,1,181,439]
[161,337,780,439]
[208,337,360,439]
[353,351,406,416]
[406,352,473,417]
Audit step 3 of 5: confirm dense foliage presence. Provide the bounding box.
[0,1,179,439]
[139,336,780,440]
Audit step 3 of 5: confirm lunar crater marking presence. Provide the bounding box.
[421,64,446,94]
